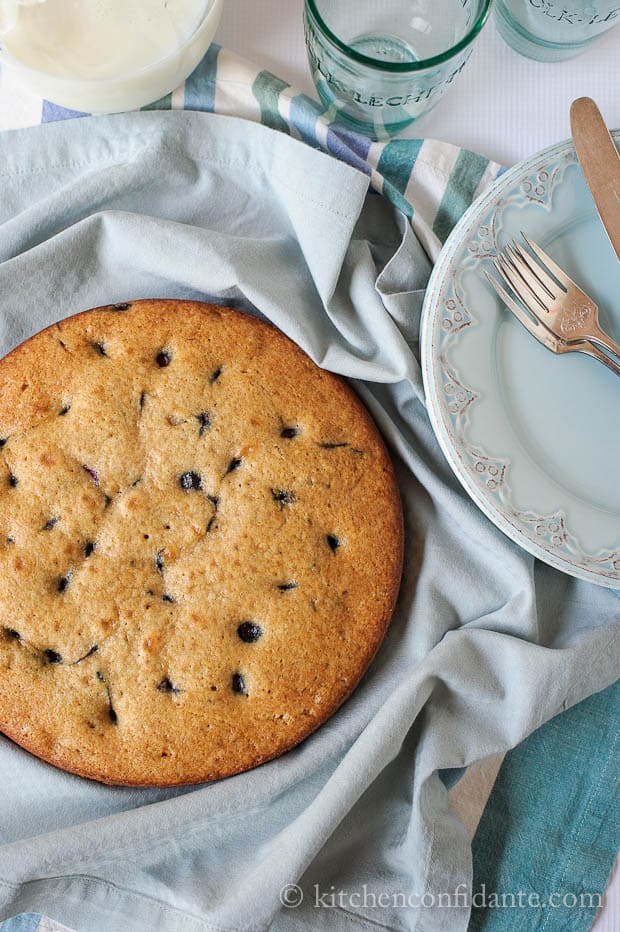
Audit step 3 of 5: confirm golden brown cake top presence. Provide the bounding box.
[0,300,403,785]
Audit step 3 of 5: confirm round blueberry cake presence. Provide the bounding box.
[0,300,403,786]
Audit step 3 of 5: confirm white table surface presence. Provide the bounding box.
[215,2,620,927]
[216,0,619,168]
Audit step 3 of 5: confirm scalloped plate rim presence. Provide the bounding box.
[421,132,620,589]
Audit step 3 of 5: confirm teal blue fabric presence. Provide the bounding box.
[471,679,620,931]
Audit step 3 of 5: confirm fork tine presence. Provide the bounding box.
[494,254,524,303]
[496,252,548,313]
[504,243,553,311]
[510,241,556,299]
[487,267,539,330]
[495,254,534,308]
[485,270,559,354]
[521,233,580,293]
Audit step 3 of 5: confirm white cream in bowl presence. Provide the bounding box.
[0,0,223,112]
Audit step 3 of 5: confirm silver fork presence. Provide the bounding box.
[484,269,620,378]
[498,233,620,361]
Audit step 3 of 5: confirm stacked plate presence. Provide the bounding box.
[421,132,620,589]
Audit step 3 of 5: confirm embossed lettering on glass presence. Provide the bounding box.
[303,0,492,139]
[495,0,620,60]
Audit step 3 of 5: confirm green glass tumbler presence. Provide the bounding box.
[303,0,492,140]
[494,0,620,61]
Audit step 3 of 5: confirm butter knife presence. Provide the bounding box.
[570,97,620,262]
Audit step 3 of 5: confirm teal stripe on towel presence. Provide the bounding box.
[140,93,172,112]
[184,43,220,112]
[433,149,488,243]
[376,139,424,220]
[251,72,290,135]
[377,139,424,193]
[470,679,620,932]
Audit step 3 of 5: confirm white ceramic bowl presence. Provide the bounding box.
[0,0,223,113]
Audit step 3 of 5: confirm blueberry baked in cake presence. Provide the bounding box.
[0,300,403,785]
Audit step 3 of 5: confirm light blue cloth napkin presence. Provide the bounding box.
[0,106,617,932]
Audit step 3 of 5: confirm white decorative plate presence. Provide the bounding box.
[421,133,620,588]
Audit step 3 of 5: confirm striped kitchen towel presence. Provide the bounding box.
[0,44,503,264]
